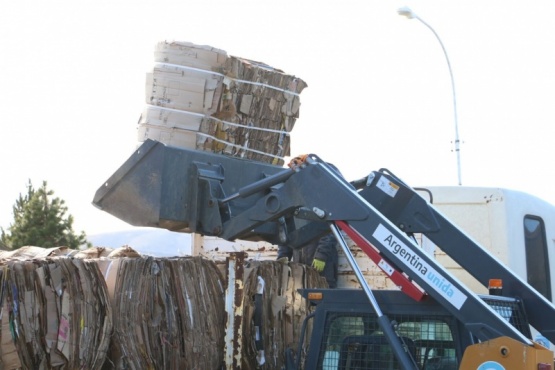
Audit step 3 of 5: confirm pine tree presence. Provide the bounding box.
[0,180,90,250]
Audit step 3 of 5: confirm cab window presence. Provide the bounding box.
[320,314,457,370]
[524,215,551,300]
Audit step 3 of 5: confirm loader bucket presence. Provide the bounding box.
[92,139,284,233]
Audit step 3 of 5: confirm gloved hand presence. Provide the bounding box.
[288,154,308,170]
[312,258,326,273]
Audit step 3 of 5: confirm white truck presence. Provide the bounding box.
[416,186,554,300]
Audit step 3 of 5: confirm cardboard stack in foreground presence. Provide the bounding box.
[137,41,307,166]
[107,256,226,370]
[0,258,112,370]
[241,261,328,370]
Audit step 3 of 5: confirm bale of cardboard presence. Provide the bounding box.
[241,261,328,370]
[107,256,226,370]
[138,41,308,166]
[0,258,112,370]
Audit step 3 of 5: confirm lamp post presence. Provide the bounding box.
[398,6,462,186]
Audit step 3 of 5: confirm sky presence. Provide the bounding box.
[1,1,554,240]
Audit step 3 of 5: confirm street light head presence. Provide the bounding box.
[397,6,416,19]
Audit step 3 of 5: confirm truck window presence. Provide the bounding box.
[524,215,551,300]
[320,313,457,370]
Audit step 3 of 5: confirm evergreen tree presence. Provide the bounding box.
[0,180,90,250]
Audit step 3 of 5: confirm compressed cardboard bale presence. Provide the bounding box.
[145,62,224,114]
[0,271,23,368]
[0,258,112,370]
[139,40,307,166]
[153,41,228,72]
[240,261,327,370]
[138,103,293,164]
[0,246,70,261]
[222,55,305,130]
[106,245,141,258]
[138,104,203,131]
[95,258,121,306]
[137,119,198,150]
[73,246,114,259]
[109,256,225,370]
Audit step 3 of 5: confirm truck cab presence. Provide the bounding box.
[417,186,555,302]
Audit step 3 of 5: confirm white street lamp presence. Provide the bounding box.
[398,6,462,185]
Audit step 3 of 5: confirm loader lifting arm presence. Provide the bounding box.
[94,140,555,368]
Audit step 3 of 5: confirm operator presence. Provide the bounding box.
[277,233,339,288]
[277,158,345,288]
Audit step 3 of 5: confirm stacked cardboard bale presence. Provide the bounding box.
[0,246,70,261]
[138,41,307,166]
[107,256,226,370]
[0,258,112,370]
[74,246,141,259]
[241,261,328,370]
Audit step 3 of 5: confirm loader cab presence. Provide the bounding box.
[293,289,467,370]
[291,289,533,370]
